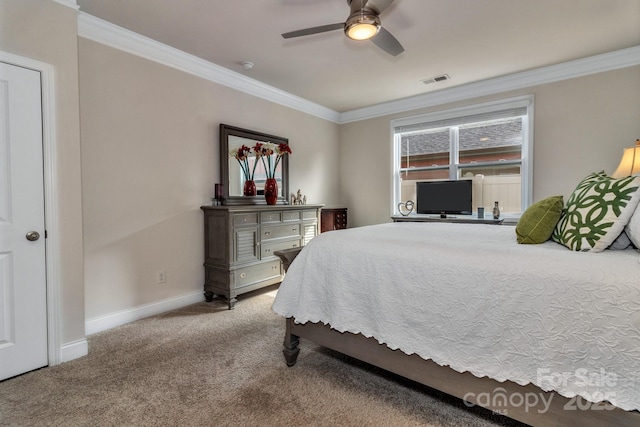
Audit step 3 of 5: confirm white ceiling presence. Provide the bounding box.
[76,0,640,113]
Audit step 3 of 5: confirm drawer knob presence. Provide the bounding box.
[240,273,246,279]
[265,231,271,236]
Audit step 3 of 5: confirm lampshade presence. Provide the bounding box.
[612,139,640,178]
[345,13,380,40]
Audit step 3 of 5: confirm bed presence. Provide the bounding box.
[272,221,640,426]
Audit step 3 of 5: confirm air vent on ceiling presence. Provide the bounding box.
[421,74,450,85]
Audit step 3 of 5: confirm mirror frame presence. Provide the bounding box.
[220,124,289,205]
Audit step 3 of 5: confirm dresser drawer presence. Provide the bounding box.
[233,213,258,226]
[302,210,318,220]
[282,210,301,221]
[261,238,301,259]
[233,260,281,287]
[262,223,300,241]
[260,211,281,224]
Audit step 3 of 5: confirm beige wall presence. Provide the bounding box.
[0,1,85,345]
[340,66,640,227]
[4,0,639,349]
[78,39,340,319]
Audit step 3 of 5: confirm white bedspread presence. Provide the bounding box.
[272,222,640,411]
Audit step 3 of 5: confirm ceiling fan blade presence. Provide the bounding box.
[364,0,394,14]
[281,22,344,39]
[371,26,404,56]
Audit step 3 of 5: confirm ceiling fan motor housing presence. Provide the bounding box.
[344,1,382,41]
[345,13,381,40]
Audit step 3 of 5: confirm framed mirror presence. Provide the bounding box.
[220,124,289,205]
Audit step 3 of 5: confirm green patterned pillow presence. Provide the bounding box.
[516,196,564,244]
[552,171,640,252]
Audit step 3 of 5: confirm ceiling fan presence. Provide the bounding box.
[281,0,404,56]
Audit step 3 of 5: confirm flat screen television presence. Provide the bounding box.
[416,180,472,216]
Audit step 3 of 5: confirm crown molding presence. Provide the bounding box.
[76,11,639,125]
[53,0,79,10]
[339,45,640,123]
[77,12,341,123]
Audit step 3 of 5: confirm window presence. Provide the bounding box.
[392,96,533,216]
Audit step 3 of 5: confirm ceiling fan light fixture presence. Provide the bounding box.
[345,13,381,40]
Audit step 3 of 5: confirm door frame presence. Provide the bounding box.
[0,51,62,365]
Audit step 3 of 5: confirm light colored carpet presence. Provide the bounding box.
[0,286,526,426]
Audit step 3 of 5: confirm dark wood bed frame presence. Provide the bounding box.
[274,249,640,426]
[282,319,640,427]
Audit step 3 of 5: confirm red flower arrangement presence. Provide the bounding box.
[230,142,292,181]
[253,142,292,179]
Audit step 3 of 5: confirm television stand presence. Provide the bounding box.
[391,215,503,225]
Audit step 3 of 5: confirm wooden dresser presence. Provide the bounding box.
[321,206,347,232]
[200,204,322,309]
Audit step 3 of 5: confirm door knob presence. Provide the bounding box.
[26,231,40,241]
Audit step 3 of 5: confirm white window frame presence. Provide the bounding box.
[390,95,534,217]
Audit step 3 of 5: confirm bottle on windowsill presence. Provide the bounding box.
[492,201,500,219]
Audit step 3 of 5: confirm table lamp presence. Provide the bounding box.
[612,139,640,178]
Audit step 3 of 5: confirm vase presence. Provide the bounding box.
[264,178,278,205]
[243,180,257,197]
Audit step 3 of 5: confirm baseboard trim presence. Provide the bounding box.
[84,291,205,336]
[60,338,88,363]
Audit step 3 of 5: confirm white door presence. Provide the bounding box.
[0,62,48,380]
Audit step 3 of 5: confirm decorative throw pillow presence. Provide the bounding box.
[625,203,640,248]
[552,171,640,252]
[515,196,564,244]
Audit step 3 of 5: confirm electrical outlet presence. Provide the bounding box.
[156,270,166,284]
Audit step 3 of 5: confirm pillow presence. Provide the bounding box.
[552,171,640,252]
[609,230,632,250]
[515,196,564,244]
[625,203,640,248]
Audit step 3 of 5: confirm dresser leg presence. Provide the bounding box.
[204,291,214,302]
[226,297,237,310]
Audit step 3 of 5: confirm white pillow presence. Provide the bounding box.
[624,173,640,248]
[625,204,640,248]
[610,231,631,250]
